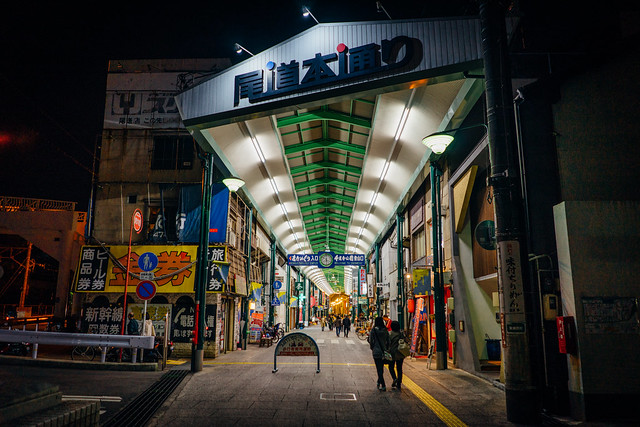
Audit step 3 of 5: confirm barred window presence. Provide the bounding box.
[151,135,194,170]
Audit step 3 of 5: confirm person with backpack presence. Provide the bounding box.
[388,320,408,390]
[342,315,351,338]
[368,316,390,391]
[334,315,342,337]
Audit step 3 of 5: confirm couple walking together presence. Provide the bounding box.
[368,317,406,391]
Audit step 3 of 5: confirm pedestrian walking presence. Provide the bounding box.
[127,312,139,335]
[334,315,342,337]
[388,320,407,390]
[142,312,156,337]
[368,316,390,391]
[328,315,334,331]
[321,316,326,331]
[342,315,351,338]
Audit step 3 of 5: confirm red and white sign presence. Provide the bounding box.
[133,209,143,234]
[136,280,156,300]
[359,268,366,295]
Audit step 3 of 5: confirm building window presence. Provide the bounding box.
[412,227,426,261]
[151,135,194,170]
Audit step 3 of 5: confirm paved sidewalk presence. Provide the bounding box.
[149,326,512,426]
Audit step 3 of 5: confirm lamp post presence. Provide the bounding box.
[234,43,254,56]
[192,152,244,373]
[302,6,319,24]
[422,123,487,370]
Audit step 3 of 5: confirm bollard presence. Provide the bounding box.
[132,348,137,364]
[101,346,107,363]
[32,323,39,359]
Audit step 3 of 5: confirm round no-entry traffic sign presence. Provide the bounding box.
[133,209,143,234]
[136,280,156,300]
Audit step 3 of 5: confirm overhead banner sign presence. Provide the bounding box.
[287,252,365,268]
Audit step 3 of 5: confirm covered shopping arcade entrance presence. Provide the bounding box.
[175,17,485,297]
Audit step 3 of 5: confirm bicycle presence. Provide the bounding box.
[71,345,96,361]
[356,326,369,341]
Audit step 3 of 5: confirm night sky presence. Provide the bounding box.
[0,1,504,210]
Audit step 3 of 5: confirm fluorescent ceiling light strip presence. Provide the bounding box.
[394,106,411,142]
[371,192,378,206]
[380,161,390,182]
[251,136,266,164]
[270,178,279,195]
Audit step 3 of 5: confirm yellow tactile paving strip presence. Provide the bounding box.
[403,376,467,427]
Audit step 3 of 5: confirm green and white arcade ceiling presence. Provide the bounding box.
[176,18,485,295]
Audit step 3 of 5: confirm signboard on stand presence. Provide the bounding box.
[272,332,320,373]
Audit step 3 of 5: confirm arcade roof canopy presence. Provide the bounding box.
[175,18,486,294]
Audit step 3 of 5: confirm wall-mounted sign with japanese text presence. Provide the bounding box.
[81,302,123,335]
[171,299,216,343]
[76,246,110,292]
[74,245,238,295]
[498,240,527,336]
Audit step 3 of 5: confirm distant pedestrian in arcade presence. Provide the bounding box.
[328,315,334,331]
[127,312,139,335]
[388,320,406,390]
[342,315,351,338]
[321,316,326,331]
[334,315,342,337]
[368,316,390,391]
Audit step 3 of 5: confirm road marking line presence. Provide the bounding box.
[346,340,355,345]
[360,340,369,345]
[403,376,467,427]
[166,359,188,365]
[331,339,339,344]
[62,395,122,402]
[317,339,325,344]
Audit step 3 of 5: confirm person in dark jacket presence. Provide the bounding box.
[342,315,351,337]
[368,316,390,391]
[388,320,406,390]
[127,312,139,335]
[334,315,342,337]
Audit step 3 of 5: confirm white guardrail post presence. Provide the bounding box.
[0,329,154,362]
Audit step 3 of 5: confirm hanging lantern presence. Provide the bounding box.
[407,298,415,313]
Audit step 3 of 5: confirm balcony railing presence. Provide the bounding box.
[0,196,76,212]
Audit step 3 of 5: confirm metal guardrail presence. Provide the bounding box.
[0,329,154,363]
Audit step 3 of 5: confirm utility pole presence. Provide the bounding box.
[479,0,538,422]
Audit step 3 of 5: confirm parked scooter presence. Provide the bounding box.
[0,341,30,356]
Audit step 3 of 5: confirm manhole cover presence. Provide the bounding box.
[319,393,357,401]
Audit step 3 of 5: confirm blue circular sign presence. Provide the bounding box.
[138,252,158,272]
[136,280,156,300]
[273,280,282,290]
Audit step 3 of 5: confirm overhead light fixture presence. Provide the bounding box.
[234,43,254,56]
[421,124,488,155]
[222,177,245,192]
[302,6,319,24]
